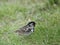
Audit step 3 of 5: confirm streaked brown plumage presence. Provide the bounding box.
[15,21,36,35]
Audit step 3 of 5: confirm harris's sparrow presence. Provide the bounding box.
[15,21,36,35]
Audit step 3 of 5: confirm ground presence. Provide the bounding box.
[0,0,60,45]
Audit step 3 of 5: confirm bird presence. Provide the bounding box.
[15,21,36,36]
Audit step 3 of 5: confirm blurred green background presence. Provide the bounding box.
[0,0,60,45]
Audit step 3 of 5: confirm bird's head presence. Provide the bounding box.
[27,21,36,27]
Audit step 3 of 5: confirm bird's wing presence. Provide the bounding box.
[20,26,30,32]
[15,25,30,33]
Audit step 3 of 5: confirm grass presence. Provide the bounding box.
[0,0,60,45]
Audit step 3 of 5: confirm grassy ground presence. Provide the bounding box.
[0,0,60,45]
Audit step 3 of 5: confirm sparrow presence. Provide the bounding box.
[15,21,36,35]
